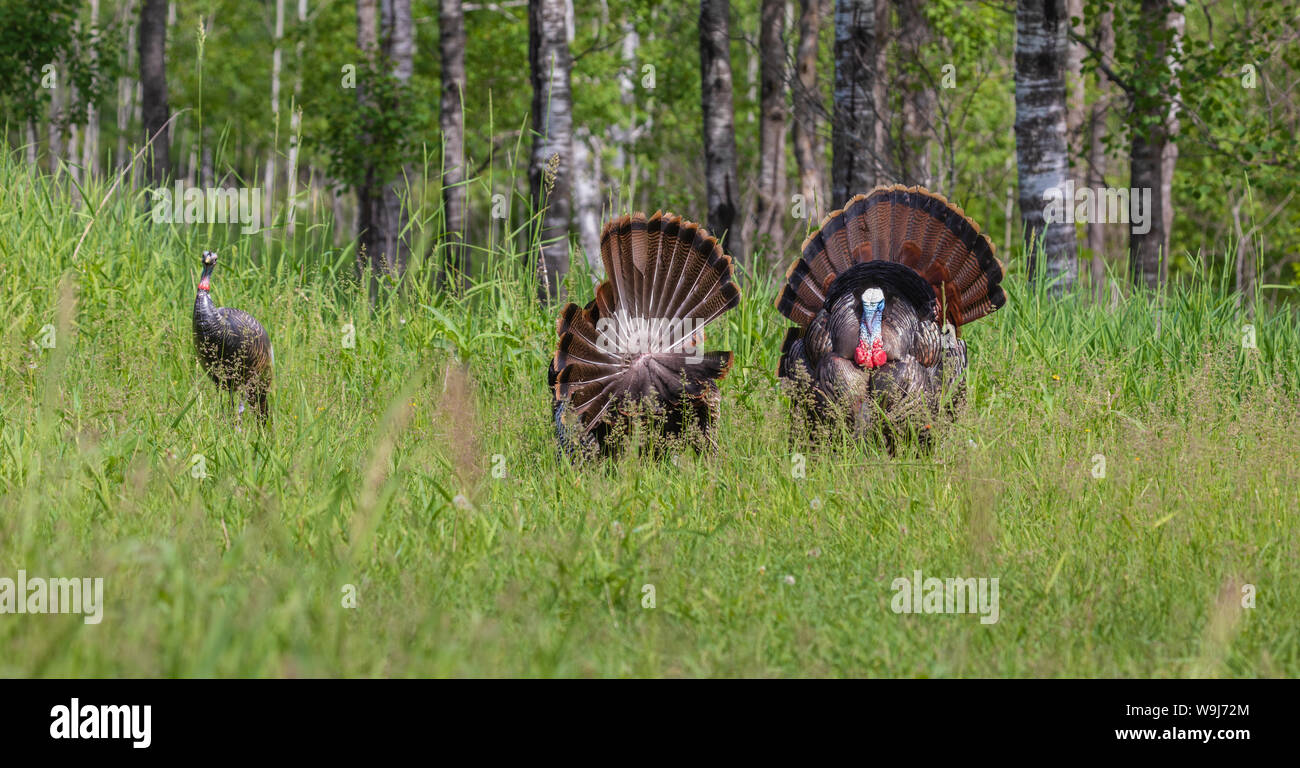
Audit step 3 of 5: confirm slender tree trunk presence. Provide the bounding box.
[83,0,101,179]
[139,0,171,184]
[611,23,641,191]
[1014,0,1077,291]
[751,0,787,257]
[440,0,469,281]
[573,127,605,277]
[1129,0,1175,290]
[266,0,284,240]
[1160,1,1185,267]
[793,0,827,222]
[1065,0,1084,159]
[1085,3,1114,299]
[117,2,137,173]
[25,121,38,166]
[699,0,744,259]
[356,0,414,291]
[286,0,307,237]
[48,70,64,177]
[529,0,574,301]
[896,0,934,187]
[832,0,876,207]
[1232,194,1255,308]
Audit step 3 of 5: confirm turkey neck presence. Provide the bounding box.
[194,265,220,337]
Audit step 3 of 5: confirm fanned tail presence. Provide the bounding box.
[776,185,1005,329]
[550,212,740,442]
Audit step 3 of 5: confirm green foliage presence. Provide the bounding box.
[2,149,1298,676]
[0,0,119,124]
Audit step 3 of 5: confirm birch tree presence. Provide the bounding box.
[793,0,827,222]
[751,0,787,255]
[440,0,469,280]
[529,0,575,301]
[1014,0,1076,290]
[699,0,743,259]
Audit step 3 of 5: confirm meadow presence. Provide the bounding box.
[1,151,1297,678]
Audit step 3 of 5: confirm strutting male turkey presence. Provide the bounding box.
[776,185,1005,449]
[547,212,741,457]
[193,250,273,425]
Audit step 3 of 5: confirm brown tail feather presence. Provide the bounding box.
[776,185,1005,330]
[553,212,740,439]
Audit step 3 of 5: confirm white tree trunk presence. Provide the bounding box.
[572,127,604,278]
[286,0,307,237]
[529,0,575,300]
[1014,0,1077,291]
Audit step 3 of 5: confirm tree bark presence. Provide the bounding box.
[267,0,284,237]
[832,0,877,207]
[793,0,827,222]
[699,0,744,260]
[1128,0,1177,290]
[896,0,934,187]
[1085,3,1114,299]
[1014,0,1077,291]
[286,0,307,237]
[48,68,64,176]
[1160,1,1185,271]
[1065,0,1084,159]
[83,0,101,179]
[440,0,469,281]
[355,0,414,291]
[529,0,574,301]
[751,0,787,256]
[573,127,605,277]
[117,2,137,173]
[139,0,171,184]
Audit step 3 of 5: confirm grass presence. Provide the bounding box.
[1,149,1297,677]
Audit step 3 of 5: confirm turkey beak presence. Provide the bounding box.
[199,253,216,291]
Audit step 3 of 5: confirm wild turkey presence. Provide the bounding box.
[547,212,741,457]
[776,185,1005,448]
[193,250,272,425]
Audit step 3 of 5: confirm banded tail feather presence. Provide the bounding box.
[777,184,1005,332]
[548,212,741,456]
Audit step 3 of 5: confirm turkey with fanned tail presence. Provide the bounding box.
[547,212,741,457]
[776,185,1005,449]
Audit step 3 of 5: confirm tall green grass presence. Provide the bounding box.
[1,149,1296,677]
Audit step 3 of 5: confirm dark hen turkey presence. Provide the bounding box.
[193,250,273,425]
[776,185,1005,448]
[547,212,741,457]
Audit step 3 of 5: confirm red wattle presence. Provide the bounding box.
[855,339,887,369]
[198,279,210,291]
[871,339,886,367]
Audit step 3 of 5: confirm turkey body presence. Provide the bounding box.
[193,268,272,424]
[548,212,741,457]
[777,186,1004,448]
